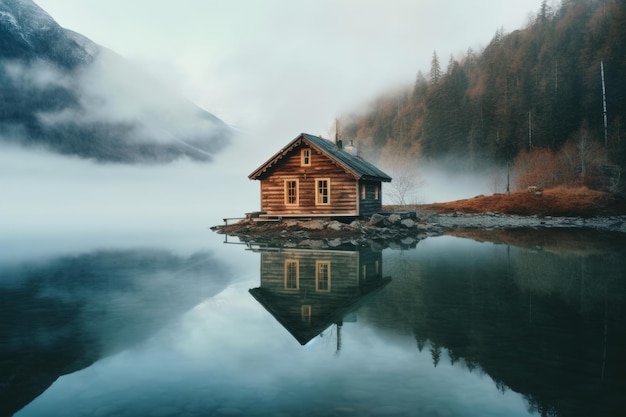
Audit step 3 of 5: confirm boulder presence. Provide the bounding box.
[300,220,325,230]
[369,213,386,227]
[388,214,402,224]
[327,220,344,231]
[349,220,362,229]
[298,239,324,248]
[327,238,343,247]
[400,218,416,228]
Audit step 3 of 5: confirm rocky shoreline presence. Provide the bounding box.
[211,211,626,250]
[422,211,626,232]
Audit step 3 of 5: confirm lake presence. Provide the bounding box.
[2,220,625,416]
[1,149,624,417]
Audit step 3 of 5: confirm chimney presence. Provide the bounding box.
[334,118,343,149]
[344,140,357,156]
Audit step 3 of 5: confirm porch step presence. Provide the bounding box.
[252,215,282,223]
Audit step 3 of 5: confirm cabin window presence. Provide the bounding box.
[284,259,299,290]
[284,179,299,205]
[362,265,367,279]
[374,185,379,200]
[361,184,366,200]
[301,305,312,322]
[375,259,379,274]
[301,149,311,166]
[316,261,331,292]
[316,179,330,205]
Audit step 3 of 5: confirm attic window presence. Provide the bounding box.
[301,305,311,322]
[301,149,311,166]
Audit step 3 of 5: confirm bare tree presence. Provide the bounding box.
[559,127,607,187]
[488,165,509,194]
[379,145,424,206]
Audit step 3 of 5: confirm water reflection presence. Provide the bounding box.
[7,230,626,417]
[0,249,230,417]
[248,245,391,347]
[360,229,626,417]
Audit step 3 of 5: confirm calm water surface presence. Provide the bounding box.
[2,226,625,417]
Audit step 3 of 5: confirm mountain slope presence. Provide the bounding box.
[0,0,232,163]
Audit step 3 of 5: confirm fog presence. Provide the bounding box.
[2,1,544,259]
[414,160,504,203]
[3,59,72,90]
[0,143,258,263]
[38,49,228,145]
[1,47,230,163]
[0,139,495,265]
[35,0,544,148]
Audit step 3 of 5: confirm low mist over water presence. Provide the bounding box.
[2,135,625,416]
[0,144,256,258]
[3,224,624,417]
[2,1,624,416]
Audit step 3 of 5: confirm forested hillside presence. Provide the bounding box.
[342,0,625,191]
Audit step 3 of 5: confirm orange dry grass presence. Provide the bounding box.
[415,187,626,217]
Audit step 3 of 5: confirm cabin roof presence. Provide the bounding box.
[248,133,392,182]
[249,277,391,345]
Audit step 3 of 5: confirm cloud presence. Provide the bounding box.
[32,48,229,146]
[3,59,72,90]
[24,0,544,164]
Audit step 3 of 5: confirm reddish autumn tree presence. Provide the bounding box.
[512,147,560,190]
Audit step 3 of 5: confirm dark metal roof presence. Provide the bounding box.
[249,276,391,345]
[249,133,392,182]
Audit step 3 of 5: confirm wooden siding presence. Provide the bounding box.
[251,247,388,344]
[259,144,359,216]
[358,180,383,216]
[259,247,384,296]
[260,250,360,295]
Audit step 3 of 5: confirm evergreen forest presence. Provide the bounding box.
[341,0,626,193]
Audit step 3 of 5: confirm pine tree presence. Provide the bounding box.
[430,51,441,86]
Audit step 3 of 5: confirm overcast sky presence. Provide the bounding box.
[35,0,545,145]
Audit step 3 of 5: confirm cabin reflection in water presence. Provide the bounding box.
[249,245,391,346]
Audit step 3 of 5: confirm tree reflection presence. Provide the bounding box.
[360,229,626,417]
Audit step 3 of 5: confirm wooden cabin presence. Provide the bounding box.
[249,246,391,346]
[248,133,392,218]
